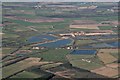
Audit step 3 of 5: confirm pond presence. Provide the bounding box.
[102,35,118,38]
[106,41,119,48]
[80,41,119,48]
[80,45,93,48]
[36,39,73,48]
[28,35,58,43]
[71,50,97,55]
[91,43,113,48]
[80,43,114,48]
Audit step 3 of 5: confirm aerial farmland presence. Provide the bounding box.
[1,2,119,79]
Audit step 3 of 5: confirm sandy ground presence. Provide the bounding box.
[15,50,32,54]
[55,69,75,78]
[106,63,118,69]
[91,66,118,77]
[97,53,117,64]
[71,20,118,29]
[70,24,99,29]
[98,49,118,53]
[97,49,118,64]
[0,24,3,27]
[72,20,97,24]
[101,21,119,25]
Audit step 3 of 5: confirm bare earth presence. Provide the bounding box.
[97,53,117,64]
[70,24,99,29]
[106,63,118,69]
[91,67,118,77]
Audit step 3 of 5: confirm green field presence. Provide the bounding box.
[67,54,104,70]
[3,58,41,78]
[11,71,41,78]
[98,26,114,30]
[2,47,17,55]
[29,49,71,62]
[40,63,62,70]
[3,33,19,38]
[75,40,96,45]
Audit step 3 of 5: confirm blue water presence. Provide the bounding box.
[80,43,115,48]
[80,41,119,48]
[28,35,58,43]
[91,43,113,48]
[71,50,97,55]
[80,45,93,48]
[107,41,119,48]
[102,35,118,38]
[37,39,73,48]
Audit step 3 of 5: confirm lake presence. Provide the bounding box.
[36,39,73,48]
[106,41,119,48]
[71,50,97,55]
[80,41,119,48]
[28,35,58,43]
[91,43,113,48]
